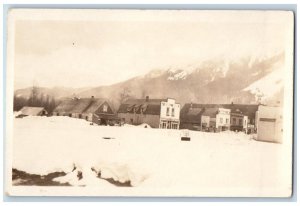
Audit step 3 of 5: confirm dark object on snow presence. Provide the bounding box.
[181,137,191,141]
[102,137,115,140]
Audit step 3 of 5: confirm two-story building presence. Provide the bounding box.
[52,96,116,125]
[159,98,180,129]
[180,103,258,133]
[180,103,203,131]
[117,96,180,129]
[229,108,248,132]
[216,108,231,131]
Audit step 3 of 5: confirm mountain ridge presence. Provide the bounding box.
[14,52,285,108]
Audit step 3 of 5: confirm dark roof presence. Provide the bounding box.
[82,98,106,113]
[180,106,203,123]
[70,99,92,113]
[19,106,46,116]
[181,103,259,120]
[53,99,77,113]
[53,98,109,114]
[202,108,219,118]
[222,104,259,119]
[117,98,166,115]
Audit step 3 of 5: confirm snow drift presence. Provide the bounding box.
[12,116,291,196]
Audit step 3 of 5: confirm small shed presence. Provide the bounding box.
[255,105,283,143]
[18,106,48,117]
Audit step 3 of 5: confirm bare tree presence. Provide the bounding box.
[119,87,131,104]
[28,85,39,107]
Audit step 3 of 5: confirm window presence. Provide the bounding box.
[162,122,166,128]
[171,108,175,117]
[103,104,108,112]
[166,107,170,116]
[79,114,82,118]
[233,118,236,125]
[226,118,229,124]
[239,119,243,126]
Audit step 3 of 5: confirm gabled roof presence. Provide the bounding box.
[83,98,106,113]
[118,98,166,115]
[70,98,92,113]
[53,99,77,113]
[19,106,46,116]
[202,108,219,118]
[180,105,203,123]
[53,97,111,114]
[187,108,202,116]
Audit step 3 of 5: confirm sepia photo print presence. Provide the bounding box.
[5,9,294,197]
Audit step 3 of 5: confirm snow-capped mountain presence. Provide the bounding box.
[15,52,285,107]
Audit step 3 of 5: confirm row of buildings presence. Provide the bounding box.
[17,95,283,143]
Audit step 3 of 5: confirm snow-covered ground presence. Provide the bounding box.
[11,116,291,196]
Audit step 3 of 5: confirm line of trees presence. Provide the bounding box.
[13,86,58,114]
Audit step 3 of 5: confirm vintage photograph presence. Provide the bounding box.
[5,9,294,196]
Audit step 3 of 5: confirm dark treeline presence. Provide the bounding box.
[14,86,59,114]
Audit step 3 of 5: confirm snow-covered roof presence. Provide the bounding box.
[118,98,166,115]
[53,97,111,114]
[19,106,46,116]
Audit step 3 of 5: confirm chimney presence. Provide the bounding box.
[146,96,149,102]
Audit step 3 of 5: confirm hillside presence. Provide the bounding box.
[14,52,285,107]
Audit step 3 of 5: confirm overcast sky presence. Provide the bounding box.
[12,10,291,89]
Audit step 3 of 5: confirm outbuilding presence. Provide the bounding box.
[17,106,48,117]
[255,105,283,143]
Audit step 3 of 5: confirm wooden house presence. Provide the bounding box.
[229,108,248,132]
[117,96,180,129]
[17,106,48,117]
[52,96,116,125]
[180,103,203,131]
[180,103,258,133]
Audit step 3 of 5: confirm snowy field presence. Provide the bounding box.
[11,116,291,196]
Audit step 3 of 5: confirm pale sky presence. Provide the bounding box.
[12,10,292,89]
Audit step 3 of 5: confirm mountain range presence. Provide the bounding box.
[14,52,285,108]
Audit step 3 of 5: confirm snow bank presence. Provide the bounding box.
[13,116,289,195]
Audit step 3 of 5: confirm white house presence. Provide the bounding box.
[216,108,231,131]
[118,97,180,129]
[255,105,283,143]
[159,98,180,129]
